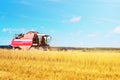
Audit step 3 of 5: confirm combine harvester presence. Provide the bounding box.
[11,31,51,50]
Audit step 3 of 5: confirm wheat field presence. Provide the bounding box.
[0,49,120,80]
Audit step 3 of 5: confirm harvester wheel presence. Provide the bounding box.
[39,47,44,51]
[43,45,51,51]
[29,47,37,50]
[13,47,21,50]
[39,46,49,51]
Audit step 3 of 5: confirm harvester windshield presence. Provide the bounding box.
[37,34,52,44]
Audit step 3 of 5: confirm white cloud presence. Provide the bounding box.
[69,16,82,23]
[2,28,8,32]
[106,26,120,37]
[2,28,35,34]
[104,26,120,37]
[62,16,82,23]
[2,28,19,33]
[113,26,120,34]
[2,28,15,33]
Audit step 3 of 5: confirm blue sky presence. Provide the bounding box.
[0,0,120,47]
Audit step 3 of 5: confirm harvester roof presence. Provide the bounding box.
[26,31,39,34]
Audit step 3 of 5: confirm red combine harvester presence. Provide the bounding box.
[11,31,51,50]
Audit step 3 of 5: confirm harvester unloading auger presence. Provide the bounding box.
[11,31,51,50]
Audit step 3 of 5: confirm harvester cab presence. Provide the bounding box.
[11,31,51,50]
